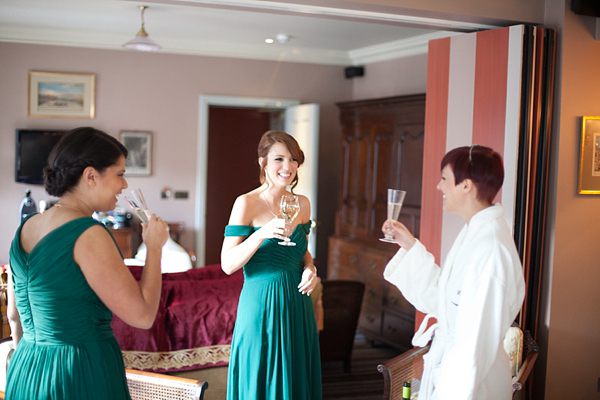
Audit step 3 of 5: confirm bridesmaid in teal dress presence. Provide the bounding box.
[222,131,322,400]
[6,127,169,399]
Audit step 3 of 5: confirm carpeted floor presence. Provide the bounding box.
[169,334,402,400]
[321,334,401,400]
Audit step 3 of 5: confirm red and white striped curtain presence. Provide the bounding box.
[419,25,556,339]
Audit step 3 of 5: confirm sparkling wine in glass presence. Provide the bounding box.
[125,189,151,223]
[279,195,300,246]
[380,189,407,243]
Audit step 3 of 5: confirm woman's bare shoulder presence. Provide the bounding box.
[229,189,263,225]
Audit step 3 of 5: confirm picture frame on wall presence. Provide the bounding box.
[28,71,95,119]
[578,116,600,194]
[120,131,152,176]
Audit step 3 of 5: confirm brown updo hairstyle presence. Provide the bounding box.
[257,131,305,191]
[440,145,504,204]
[44,127,128,197]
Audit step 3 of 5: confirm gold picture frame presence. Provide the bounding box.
[120,131,152,176]
[578,116,600,194]
[28,71,95,119]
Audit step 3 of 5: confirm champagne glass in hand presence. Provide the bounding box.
[380,189,407,243]
[279,195,300,246]
[125,189,151,224]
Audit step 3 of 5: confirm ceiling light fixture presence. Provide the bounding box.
[276,33,290,44]
[123,5,161,52]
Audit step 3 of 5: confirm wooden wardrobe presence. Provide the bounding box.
[327,94,425,350]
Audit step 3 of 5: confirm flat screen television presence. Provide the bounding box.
[15,129,67,185]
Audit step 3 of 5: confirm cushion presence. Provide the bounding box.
[503,326,523,377]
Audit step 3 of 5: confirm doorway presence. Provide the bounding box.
[195,96,300,266]
[204,106,284,265]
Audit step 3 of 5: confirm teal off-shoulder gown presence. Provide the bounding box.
[6,217,131,399]
[225,221,322,400]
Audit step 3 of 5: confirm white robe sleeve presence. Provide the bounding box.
[383,240,442,317]
[436,234,522,400]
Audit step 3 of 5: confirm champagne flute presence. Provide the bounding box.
[125,189,151,224]
[279,195,300,246]
[380,189,407,243]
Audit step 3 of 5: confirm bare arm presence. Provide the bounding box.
[6,265,23,346]
[221,196,287,275]
[296,197,318,295]
[75,214,169,329]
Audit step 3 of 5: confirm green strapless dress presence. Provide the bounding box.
[7,217,130,400]
[225,222,322,400]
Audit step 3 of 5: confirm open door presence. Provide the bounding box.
[285,103,320,258]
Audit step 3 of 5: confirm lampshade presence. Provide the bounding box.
[123,6,161,52]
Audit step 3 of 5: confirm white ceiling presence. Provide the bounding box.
[0,0,498,65]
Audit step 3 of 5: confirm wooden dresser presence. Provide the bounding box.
[327,94,425,350]
[109,227,142,258]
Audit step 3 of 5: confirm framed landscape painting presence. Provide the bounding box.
[578,116,600,194]
[28,71,95,119]
[120,131,152,176]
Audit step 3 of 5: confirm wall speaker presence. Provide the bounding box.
[571,0,600,17]
[345,66,364,79]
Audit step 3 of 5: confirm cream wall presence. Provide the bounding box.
[0,42,356,266]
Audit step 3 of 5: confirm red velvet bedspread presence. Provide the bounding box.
[111,264,243,372]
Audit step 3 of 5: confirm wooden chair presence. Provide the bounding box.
[319,280,365,372]
[377,329,539,400]
[126,369,208,400]
[1,366,208,400]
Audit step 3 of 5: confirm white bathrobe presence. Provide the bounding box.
[383,204,525,400]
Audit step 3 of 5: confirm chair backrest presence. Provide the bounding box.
[126,369,208,400]
[512,330,539,394]
[319,280,365,370]
[377,345,429,400]
[377,329,539,400]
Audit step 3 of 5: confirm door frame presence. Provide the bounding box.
[195,95,300,266]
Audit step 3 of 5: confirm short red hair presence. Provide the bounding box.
[441,145,504,204]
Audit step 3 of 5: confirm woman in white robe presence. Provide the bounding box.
[382,145,525,400]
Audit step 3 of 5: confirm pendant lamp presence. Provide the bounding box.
[123,5,161,51]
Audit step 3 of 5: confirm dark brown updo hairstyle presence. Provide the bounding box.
[257,131,305,191]
[44,127,128,197]
[440,145,504,204]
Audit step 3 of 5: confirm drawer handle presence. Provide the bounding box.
[366,316,375,323]
[368,288,378,297]
[349,256,358,264]
[369,262,378,270]
[387,325,397,334]
[390,295,399,304]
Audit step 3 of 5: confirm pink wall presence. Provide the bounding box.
[541,1,600,398]
[351,53,427,100]
[0,42,354,264]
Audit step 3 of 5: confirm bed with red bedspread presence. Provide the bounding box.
[111,264,243,373]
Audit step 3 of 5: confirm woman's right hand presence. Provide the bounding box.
[142,214,169,250]
[381,219,416,250]
[257,217,289,241]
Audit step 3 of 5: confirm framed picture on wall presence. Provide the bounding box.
[28,71,95,119]
[120,131,152,176]
[578,116,600,194]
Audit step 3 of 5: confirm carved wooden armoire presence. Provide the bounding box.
[327,94,425,350]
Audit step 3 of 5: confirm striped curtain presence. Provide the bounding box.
[419,25,556,338]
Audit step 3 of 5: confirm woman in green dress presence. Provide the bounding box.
[6,127,169,399]
[222,131,322,400]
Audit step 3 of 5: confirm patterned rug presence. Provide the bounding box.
[321,335,401,400]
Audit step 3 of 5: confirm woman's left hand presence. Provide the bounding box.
[298,264,318,296]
